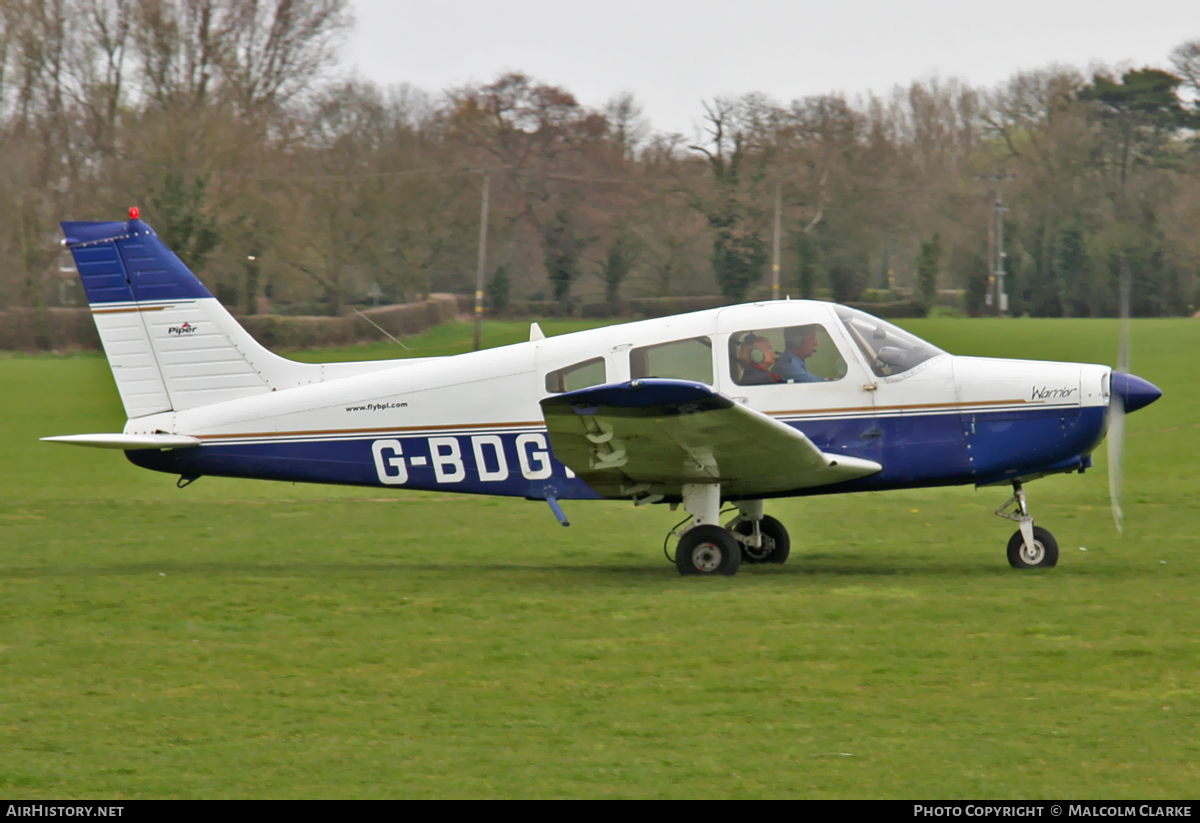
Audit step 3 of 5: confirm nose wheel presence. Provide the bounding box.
[1006,525,1058,568]
[996,481,1059,569]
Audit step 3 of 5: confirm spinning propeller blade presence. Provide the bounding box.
[1107,255,1131,534]
[1107,392,1125,533]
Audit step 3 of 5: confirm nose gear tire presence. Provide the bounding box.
[1006,526,1059,569]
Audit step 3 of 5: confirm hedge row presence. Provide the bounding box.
[844,301,926,316]
[0,294,463,352]
[504,294,946,319]
[238,292,465,349]
[843,300,928,318]
[0,307,102,350]
[499,295,733,319]
[1,292,944,351]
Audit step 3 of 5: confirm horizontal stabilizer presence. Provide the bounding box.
[41,434,201,450]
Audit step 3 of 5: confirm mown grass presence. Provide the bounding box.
[0,317,1196,798]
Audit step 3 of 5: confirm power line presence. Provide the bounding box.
[241,164,511,183]
[108,153,644,186]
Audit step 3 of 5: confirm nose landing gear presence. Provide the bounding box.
[996,480,1059,569]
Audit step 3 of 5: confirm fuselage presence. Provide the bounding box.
[124,300,1114,500]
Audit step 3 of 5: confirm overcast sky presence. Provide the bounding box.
[344,0,1199,138]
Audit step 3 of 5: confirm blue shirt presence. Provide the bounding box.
[772,350,824,383]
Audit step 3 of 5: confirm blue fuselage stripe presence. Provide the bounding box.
[126,406,1108,499]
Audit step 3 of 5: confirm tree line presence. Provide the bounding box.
[2,0,1199,318]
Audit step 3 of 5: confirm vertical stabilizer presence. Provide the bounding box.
[62,215,316,417]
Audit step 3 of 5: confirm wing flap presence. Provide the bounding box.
[541,379,881,499]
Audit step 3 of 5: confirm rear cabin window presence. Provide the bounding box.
[545,357,606,393]
[630,337,713,385]
[729,325,847,386]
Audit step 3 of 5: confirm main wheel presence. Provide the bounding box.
[676,525,742,576]
[733,515,790,564]
[1006,526,1059,569]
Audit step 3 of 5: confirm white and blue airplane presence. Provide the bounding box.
[45,210,1162,576]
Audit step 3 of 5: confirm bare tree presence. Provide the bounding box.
[605,91,649,159]
[222,0,352,117]
[70,0,131,153]
[1170,38,1200,96]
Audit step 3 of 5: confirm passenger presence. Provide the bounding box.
[773,325,825,383]
[737,334,782,385]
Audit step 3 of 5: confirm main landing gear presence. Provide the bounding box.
[996,480,1059,569]
[671,485,790,576]
[669,479,1062,575]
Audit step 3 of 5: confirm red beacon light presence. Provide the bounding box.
[129,206,140,220]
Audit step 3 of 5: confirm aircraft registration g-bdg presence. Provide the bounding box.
[47,210,1162,576]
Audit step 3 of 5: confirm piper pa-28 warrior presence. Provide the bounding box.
[46,210,1162,576]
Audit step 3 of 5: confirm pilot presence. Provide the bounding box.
[772,325,824,383]
[737,334,782,385]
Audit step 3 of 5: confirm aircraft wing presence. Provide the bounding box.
[540,379,881,499]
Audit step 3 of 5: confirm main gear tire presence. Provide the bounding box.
[733,515,791,564]
[676,525,742,576]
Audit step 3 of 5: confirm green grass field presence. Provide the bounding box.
[1,317,1197,798]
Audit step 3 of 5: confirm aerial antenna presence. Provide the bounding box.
[353,309,410,353]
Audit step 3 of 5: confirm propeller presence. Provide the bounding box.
[1107,255,1131,534]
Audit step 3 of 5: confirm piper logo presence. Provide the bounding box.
[168,322,197,335]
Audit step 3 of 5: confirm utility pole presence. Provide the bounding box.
[985,193,995,311]
[472,173,491,352]
[771,175,782,300]
[884,235,894,293]
[978,171,1015,315]
[995,181,1008,314]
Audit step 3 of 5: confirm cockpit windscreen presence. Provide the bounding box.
[834,305,947,377]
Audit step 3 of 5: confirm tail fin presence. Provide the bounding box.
[63,214,317,418]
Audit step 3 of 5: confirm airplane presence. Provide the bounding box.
[44,209,1163,576]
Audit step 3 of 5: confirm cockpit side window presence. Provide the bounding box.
[545,357,606,393]
[728,325,847,386]
[834,305,946,377]
[630,336,713,385]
